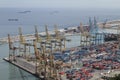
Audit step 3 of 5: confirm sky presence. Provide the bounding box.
[0,0,120,9]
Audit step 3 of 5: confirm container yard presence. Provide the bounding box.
[3,18,120,80]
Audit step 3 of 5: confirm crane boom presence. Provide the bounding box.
[45,25,51,41]
[19,27,25,44]
[54,24,59,40]
[35,26,39,41]
[8,34,13,49]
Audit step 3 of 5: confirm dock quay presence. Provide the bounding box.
[3,19,120,80]
[3,57,36,75]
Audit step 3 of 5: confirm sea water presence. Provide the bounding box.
[0,8,120,80]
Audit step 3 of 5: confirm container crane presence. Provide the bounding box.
[93,17,103,44]
[93,17,98,34]
[38,25,53,79]
[33,40,43,75]
[18,27,33,60]
[34,26,49,79]
[80,22,91,47]
[44,25,59,80]
[8,34,18,61]
[34,26,43,53]
[34,26,39,42]
[54,24,68,51]
[88,17,102,45]
[35,26,41,42]
[45,25,51,42]
[19,27,25,44]
[54,25,64,51]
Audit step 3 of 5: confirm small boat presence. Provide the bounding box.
[8,19,18,21]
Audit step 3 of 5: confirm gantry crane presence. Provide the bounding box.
[88,17,102,45]
[34,26,43,53]
[33,40,43,75]
[34,26,49,79]
[35,26,40,42]
[44,25,58,79]
[45,25,51,41]
[80,22,91,47]
[8,34,18,61]
[34,25,67,79]
[93,17,104,44]
[18,27,33,60]
[34,25,58,80]
[54,25,64,51]
[54,24,67,51]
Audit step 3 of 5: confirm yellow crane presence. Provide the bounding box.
[8,34,13,50]
[34,25,55,79]
[45,25,51,41]
[34,26,42,42]
[54,25,66,51]
[44,25,59,79]
[8,34,18,61]
[54,25,62,51]
[19,27,25,44]
[33,40,43,74]
[45,25,54,78]
[34,39,49,80]
[80,22,91,47]
[34,26,43,53]
[18,27,33,60]
[33,40,41,59]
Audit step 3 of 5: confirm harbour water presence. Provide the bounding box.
[0,8,120,80]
